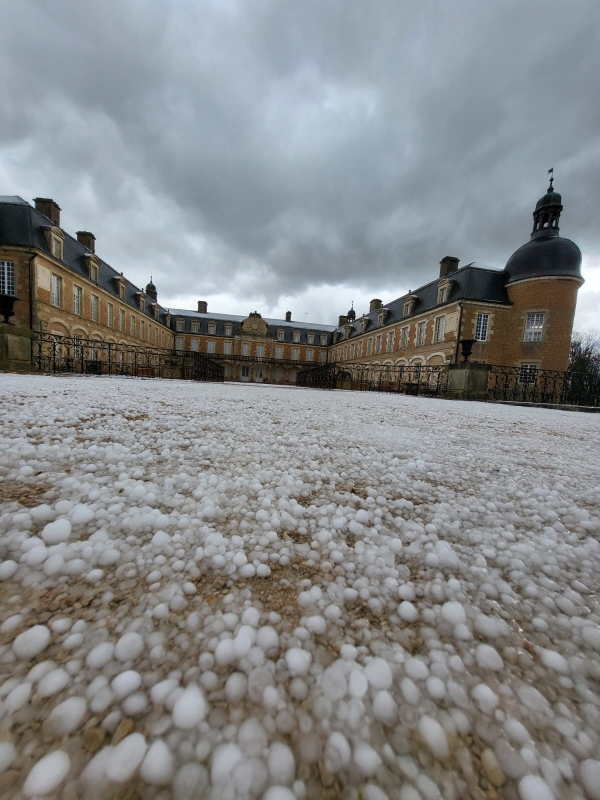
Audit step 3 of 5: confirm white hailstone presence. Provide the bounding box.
[517,775,556,800]
[539,648,569,674]
[441,601,466,625]
[86,642,115,669]
[362,786,390,800]
[114,632,144,662]
[504,718,530,744]
[285,648,312,676]
[23,751,70,797]
[475,644,504,671]
[373,691,398,726]
[44,555,65,576]
[172,684,207,728]
[268,742,296,785]
[364,658,393,689]
[474,614,501,639]
[13,625,51,659]
[0,560,18,580]
[404,658,429,681]
[426,676,446,700]
[349,668,369,698]
[398,786,423,800]
[354,744,381,777]
[401,677,421,704]
[111,670,142,700]
[582,626,600,651]
[355,510,369,524]
[225,673,247,704]
[71,504,95,525]
[398,601,418,622]
[105,734,148,782]
[41,519,72,544]
[37,668,70,697]
[418,716,450,760]
[321,662,347,701]
[150,679,179,705]
[86,569,104,582]
[263,788,297,800]
[46,697,87,734]
[517,686,550,714]
[257,626,279,654]
[580,760,600,800]
[215,639,235,666]
[0,742,17,772]
[472,684,499,713]
[139,740,175,785]
[211,743,243,783]
[324,732,351,773]
[5,683,32,712]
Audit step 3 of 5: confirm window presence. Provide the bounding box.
[190,338,199,352]
[138,294,145,311]
[140,320,145,339]
[306,349,314,361]
[176,319,184,332]
[242,342,251,356]
[375,335,382,354]
[292,347,300,360]
[524,312,544,342]
[90,264,99,283]
[73,286,82,316]
[119,309,126,332]
[107,303,114,328]
[293,330,301,343]
[119,283,126,301]
[519,363,538,384]
[208,322,216,335]
[320,334,327,346]
[52,238,62,260]
[191,322,199,333]
[319,351,327,363]
[434,316,445,343]
[224,341,232,355]
[207,340,216,353]
[91,295,99,322]
[175,336,184,350]
[275,346,283,359]
[256,345,265,359]
[403,299,415,317]
[130,315,135,336]
[367,338,373,356]
[386,331,394,352]
[401,326,409,349]
[350,343,355,358]
[225,324,233,336]
[416,321,426,347]
[358,341,364,358]
[437,285,448,304]
[475,313,489,342]
[342,345,347,360]
[0,261,15,295]
[277,329,285,341]
[242,366,250,379]
[307,333,314,344]
[51,275,62,307]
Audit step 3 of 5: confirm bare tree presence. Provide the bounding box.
[569,329,600,375]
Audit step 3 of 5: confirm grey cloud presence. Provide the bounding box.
[1,0,599,318]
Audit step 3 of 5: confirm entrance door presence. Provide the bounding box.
[241,366,250,382]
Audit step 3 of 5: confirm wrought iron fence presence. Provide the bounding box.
[297,362,449,395]
[32,332,224,382]
[488,365,600,406]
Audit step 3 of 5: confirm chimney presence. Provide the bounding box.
[285,311,292,322]
[197,301,208,313]
[339,315,348,327]
[369,299,383,312]
[34,198,61,227]
[439,256,459,278]
[76,231,96,253]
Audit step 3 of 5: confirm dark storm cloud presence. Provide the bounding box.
[1,0,599,311]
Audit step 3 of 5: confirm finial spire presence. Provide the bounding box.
[547,167,554,191]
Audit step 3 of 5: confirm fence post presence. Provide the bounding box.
[447,362,491,400]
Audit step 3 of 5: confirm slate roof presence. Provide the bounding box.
[335,263,510,337]
[169,309,335,345]
[0,196,171,327]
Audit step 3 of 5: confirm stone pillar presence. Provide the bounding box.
[0,325,34,372]
[447,362,491,400]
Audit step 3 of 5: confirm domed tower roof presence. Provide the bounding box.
[145,277,158,301]
[504,174,582,284]
[347,302,356,322]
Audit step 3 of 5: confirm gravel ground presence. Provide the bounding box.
[0,374,599,800]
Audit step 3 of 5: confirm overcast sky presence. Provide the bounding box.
[1,0,599,329]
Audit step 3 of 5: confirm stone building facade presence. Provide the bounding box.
[0,180,583,383]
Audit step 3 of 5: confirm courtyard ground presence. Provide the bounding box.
[0,374,599,800]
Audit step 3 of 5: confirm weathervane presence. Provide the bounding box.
[547,167,554,191]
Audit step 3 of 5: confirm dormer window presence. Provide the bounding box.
[359,318,369,333]
[51,237,63,260]
[208,321,217,335]
[437,279,453,305]
[153,305,160,321]
[176,318,185,332]
[344,325,353,338]
[320,334,327,346]
[137,292,146,311]
[225,324,233,336]
[165,313,171,327]
[114,274,127,300]
[293,330,301,343]
[307,333,314,344]
[277,329,285,341]
[191,321,199,333]
[403,295,417,317]
[43,226,65,261]
[377,309,389,328]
